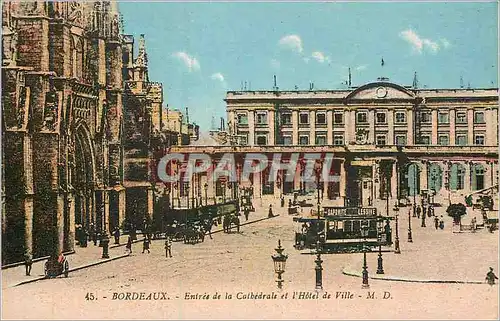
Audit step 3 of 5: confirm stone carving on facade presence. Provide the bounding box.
[19,1,45,16]
[2,26,17,66]
[16,86,28,128]
[42,91,59,132]
[67,2,83,24]
[355,128,369,145]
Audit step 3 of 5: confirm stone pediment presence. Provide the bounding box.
[345,82,415,101]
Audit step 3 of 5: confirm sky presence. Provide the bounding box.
[119,1,498,131]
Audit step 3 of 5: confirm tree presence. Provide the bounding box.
[446,203,467,224]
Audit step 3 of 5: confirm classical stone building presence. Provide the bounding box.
[0,1,194,264]
[170,80,498,210]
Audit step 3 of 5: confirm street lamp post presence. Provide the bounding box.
[376,228,384,274]
[204,182,208,206]
[361,221,369,288]
[186,185,190,209]
[394,205,401,254]
[271,239,288,289]
[407,209,413,242]
[315,240,323,290]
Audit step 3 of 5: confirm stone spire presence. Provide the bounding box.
[134,34,148,69]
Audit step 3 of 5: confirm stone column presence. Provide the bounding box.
[464,161,471,192]
[450,108,456,145]
[368,109,375,144]
[24,195,34,259]
[388,109,394,145]
[485,161,493,188]
[431,109,438,145]
[268,110,275,145]
[327,110,333,145]
[147,187,154,220]
[420,161,428,191]
[67,192,75,251]
[467,108,474,145]
[292,111,299,145]
[391,160,398,198]
[349,109,356,144]
[57,193,65,255]
[339,160,346,199]
[254,171,262,199]
[248,111,255,146]
[492,108,499,146]
[294,164,301,190]
[310,110,316,145]
[407,107,414,145]
[344,109,351,143]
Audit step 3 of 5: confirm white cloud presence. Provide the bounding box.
[211,72,224,82]
[278,34,303,53]
[270,59,280,69]
[303,57,310,63]
[399,29,445,54]
[311,51,330,64]
[172,52,200,72]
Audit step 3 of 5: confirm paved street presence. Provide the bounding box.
[2,199,498,319]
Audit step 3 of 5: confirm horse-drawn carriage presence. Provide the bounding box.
[44,254,69,278]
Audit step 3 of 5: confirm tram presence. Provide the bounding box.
[293,207,393,253]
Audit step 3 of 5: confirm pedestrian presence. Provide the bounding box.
[427,205,433,217]
[486,267,498,285]
[126,235,132,254]
[471,217,477,231]
[288,199,292,208]
[244,207,249,221]
[113,227,120,244]
[422,206,427,217]
[268,204,274,218]
[165,237,172,258]
[24,253,32,276]
[416,206,421,219]
[142,237,150,254]
[439,218,445,230]
[280,196,285,207]
[434,216,439,230]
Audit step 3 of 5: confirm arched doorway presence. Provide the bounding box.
[70,122,96,248]
[406,163,420,197]
[428,163,443,193]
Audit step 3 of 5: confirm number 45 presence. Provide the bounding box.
[85,293,96,300]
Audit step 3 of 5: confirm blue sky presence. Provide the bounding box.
[119,1,498,131]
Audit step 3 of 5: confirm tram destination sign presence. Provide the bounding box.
[323,207,377,217]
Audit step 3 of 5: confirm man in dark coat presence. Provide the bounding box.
[165,237,172,258]
[126,236,132,254]
[113,227,120,244]
[142,237,150,254]
[24,253,33,276]
[268,204,274,218]
[486,267,498,285]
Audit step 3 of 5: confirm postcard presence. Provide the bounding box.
[1,0,498,319]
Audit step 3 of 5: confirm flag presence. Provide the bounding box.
[381,58,385,67]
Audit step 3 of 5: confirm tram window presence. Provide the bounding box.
[353,220,361,232]
[344,220,352,232]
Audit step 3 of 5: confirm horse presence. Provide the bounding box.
[201,218,217,240]
[223,214,240,233]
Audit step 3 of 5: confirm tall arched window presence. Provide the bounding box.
[70,37,76,78]
[406,163,420,196]
[450,163,465,191]
[75,39,84,80]
[428,163,443,192]
[472,164,485,191]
